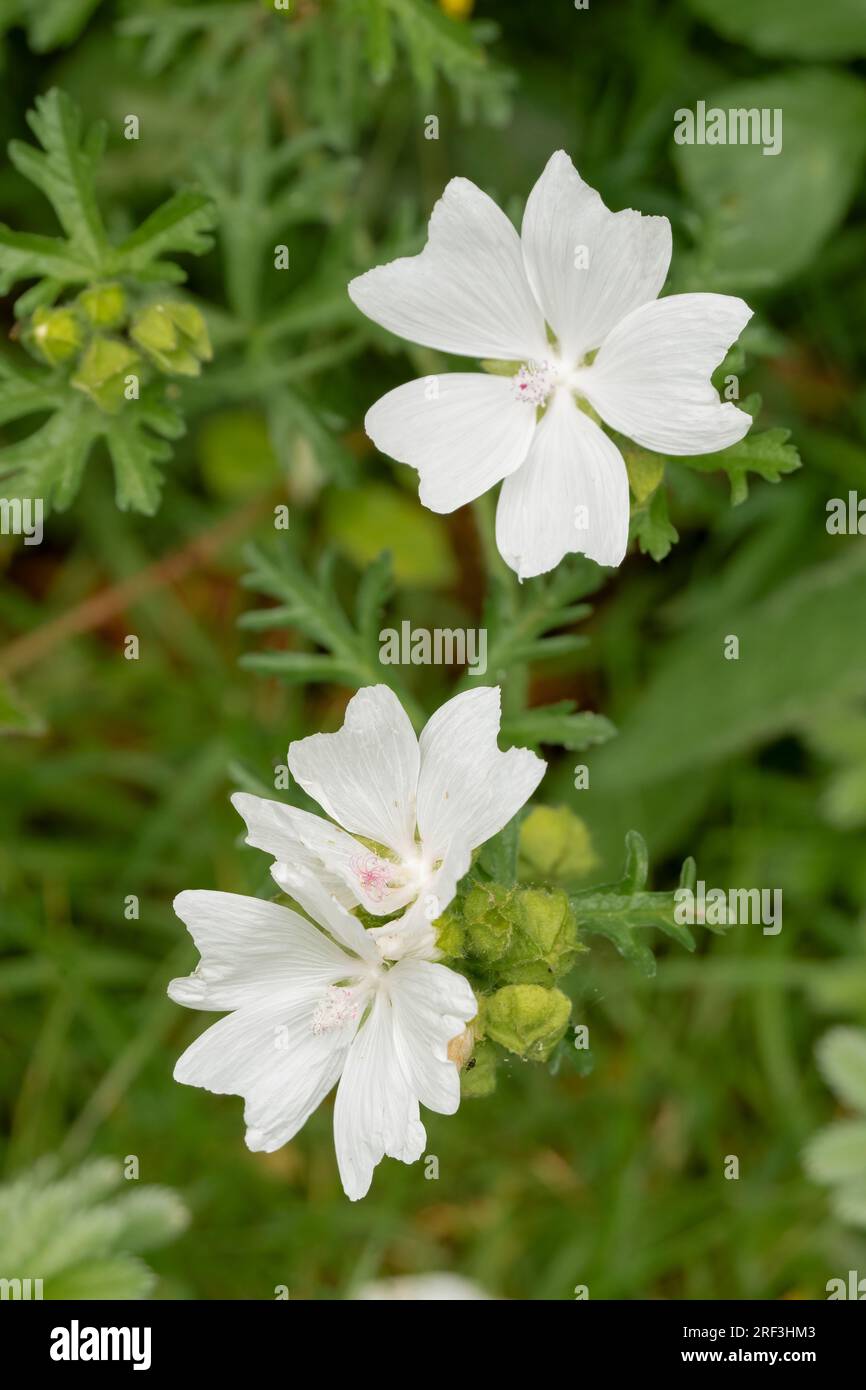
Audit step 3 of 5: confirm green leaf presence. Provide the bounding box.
[675,69,866,290]
[803,1121,866,1184]
[476,812,524,888]
[103,394,185,515]
[324,483,456,588]
[677,428,801,506]
[0,390,101,511]
[590,549,866,792]
[816,1028,866,1113]
[113,190,217,283]
[830,1179,866,1229]
[0,680,46,737]
[632,485,678,561]
[569,833,700,977]
[11,87,108,265]
[501,701,616,752]
[686,0,866,60]
[48,1256,156,1301]
[0,1158,187,1299]
[475,557,601,688]
[14,0,103,53]
[0,88,216,305]
[355,551,395,648]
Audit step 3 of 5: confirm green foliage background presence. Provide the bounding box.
[2,0,866,1299]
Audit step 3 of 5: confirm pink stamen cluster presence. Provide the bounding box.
[511,359,554,406]
[312,986,360,1036]
[350,852,392,902]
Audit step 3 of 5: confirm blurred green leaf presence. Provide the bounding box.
[676,69,866,290]
[816,1027,866,1113]
[323,482,457,587]
[687,0,866,60]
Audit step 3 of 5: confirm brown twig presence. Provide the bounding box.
[0,491,275,680]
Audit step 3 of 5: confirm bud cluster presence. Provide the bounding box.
[22,283,212,414]
[436,875,586,1096]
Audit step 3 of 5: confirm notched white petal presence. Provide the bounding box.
[364,373,536,514]
[521,149,672,363]
[348,176,548,361]
[495,391,629,578]
[577,291,754,455]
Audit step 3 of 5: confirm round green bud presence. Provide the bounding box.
[495,886,582,985]
[482,983,572,1062]
[518,804,598,882]
[77,282,127,330]
[71,337,140,414]
[27,306,82,365]
[462,882,513,964]
[130,301,212,377]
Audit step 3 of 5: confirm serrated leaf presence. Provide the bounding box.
[632,485,678,561]
[113,190,216,281]
[570,833,699,976]
[501,701,616,752]
[1,87,216,301]
[355,550,394,647]
[677,428,801,505]
[0,392,100,511]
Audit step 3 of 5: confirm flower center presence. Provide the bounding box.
[511,359,554,407]
[349,846,433,902]
[311,985,361,1036]
[349,852,393,902]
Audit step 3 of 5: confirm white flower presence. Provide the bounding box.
[348,150,754,579]
[232,683,545,957]
[168,871,477,1201]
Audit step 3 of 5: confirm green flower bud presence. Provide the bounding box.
[434,906,465,960]
[462,882,513,964]
[483,984,571,1062]
[77,282,127,330]
[71,337,140,414]
[130,301,212,377]
[518,804,598,882]
[460,1039,497,1099]
[496,886,583,985]
[26,305,82,365]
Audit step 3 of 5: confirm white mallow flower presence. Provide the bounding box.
[168,871,477,1201]
[232,683,545,957]
[348,150,754,579]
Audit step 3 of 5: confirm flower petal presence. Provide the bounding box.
[288,686,420,861]
[173,991,363,1153]
[233,791,412,916]
[333,993,427,1201]
[389,958,477,1114]
[270,864,380,965]
[520,151,671,363]
[168,890,352,1011]
[577,292,754,455]
[416,687,546,858]
[365,373,536,514]
[495,390,630,577]
[348,176,548,361]
[231,793,355,904]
